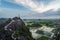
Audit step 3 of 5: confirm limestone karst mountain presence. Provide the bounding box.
[0,17,34,40]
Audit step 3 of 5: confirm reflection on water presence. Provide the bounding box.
[30,26,54,39]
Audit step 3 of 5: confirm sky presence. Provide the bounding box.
[0,0,60,19]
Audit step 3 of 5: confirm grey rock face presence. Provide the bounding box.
[0,17,34,40]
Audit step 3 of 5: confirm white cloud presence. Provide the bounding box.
[5,0,60,13]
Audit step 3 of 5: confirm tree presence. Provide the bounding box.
[37,36,49,40]
[32,23,42,27]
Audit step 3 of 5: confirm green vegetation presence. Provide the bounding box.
[14,29,24,36]
[24,19,60,28]
[14,29,33,40]
[0,18,60,40]
[0,29,4,32]
[52,29,57,33]
[24,19,60,40]
[37,36,49,40]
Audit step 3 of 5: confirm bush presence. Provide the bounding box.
[32,23,42,27]
[37,36,49,40]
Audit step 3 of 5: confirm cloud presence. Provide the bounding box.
[4,0,60,13]
[0,6,60,19]
[0,7,36,18]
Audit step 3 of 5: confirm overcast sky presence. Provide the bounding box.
[0,0,60,19]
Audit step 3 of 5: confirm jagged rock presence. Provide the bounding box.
[0,17,34,40]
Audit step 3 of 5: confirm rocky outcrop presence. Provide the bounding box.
[0,17,34,40]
